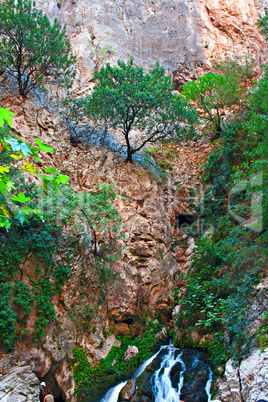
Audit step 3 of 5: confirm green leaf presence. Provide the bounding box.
[0,166,10,174]
[0,108,15,127]
[0,179,15,195]
[35,138,53,154]
[55,174,69,185]
[11,193,31,203]
[14,209,27,225]
[43,167,58,174]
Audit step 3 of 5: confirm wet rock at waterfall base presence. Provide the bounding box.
[181,349,209,368]
[119,378,138,400]
[180,362,210,402]
[119,349,167,401]
[170,362,182,389]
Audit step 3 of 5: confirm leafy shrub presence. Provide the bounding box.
[0,0,76,97]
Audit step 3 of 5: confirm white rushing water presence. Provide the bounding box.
[152,345,186,402]
[205,366,213,402]
[100,381,128,402]
[100,344,213,402]
[132,348,163,378]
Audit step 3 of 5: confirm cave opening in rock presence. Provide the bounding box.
[40,368,66,402]
[174,211,197,230]
[121,318,134,325]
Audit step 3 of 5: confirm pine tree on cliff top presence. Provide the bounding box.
[0,0,76,97]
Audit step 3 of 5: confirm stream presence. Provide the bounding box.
[101,343,212,402]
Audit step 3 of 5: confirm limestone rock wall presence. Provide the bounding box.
[0,365,39,402]
[34,0,268,92]
[215,348,268,402]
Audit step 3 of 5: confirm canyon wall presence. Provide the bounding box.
[35,0,268,90]
[1,0,268,401]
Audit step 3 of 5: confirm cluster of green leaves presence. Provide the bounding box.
[71,59,197,162]
[176,58,268,367]
[0,107,69,230]
[12,282,35,318]
[0,282,17,349]
[0,0,76,97]
[181,58,254,136]
[37,181,123,259]
[72,320,163,401]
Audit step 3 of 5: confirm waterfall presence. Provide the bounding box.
[132,348,163,378]
[100,344,213,402]
[205,366,213,402]
[152,345,186,402]
[100,381,128,402]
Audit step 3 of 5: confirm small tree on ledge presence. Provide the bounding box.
[74,59,196,163]
[0,0,76,97]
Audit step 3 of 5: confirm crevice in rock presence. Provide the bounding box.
[40,365,66,402]
[121,318,134,326]
[238,363,245,402]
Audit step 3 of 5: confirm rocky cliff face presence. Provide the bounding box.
[1,0,268,401]
[0,86,213,400]
[35,0,267,90]
[212,347,268,402]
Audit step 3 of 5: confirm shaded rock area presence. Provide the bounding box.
[0,365,39,402]
[180,362,210,402]
[177,349,210,402]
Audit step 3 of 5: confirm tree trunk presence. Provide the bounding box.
[124,130,133,163]
[125,147,133,163]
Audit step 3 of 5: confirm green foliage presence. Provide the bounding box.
[0,215,62,347]
[176,67,268,366]
[0,283,17,349]
[38,181,122,259]
[258,10,268,41]
[181,59,253,136]
[31,275,56,341]
[72,59,197,162]
[0,0,76,97]
[0,107,69,229]
[72,320,163,401]
[12,282,35,317]
[257,310,268,350]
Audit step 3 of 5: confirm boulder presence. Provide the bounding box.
[124,346,139,361]
[0,365,39,402]
[216,348,268,402]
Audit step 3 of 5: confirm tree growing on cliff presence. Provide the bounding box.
[73,59,196,162]
[0,0,76,97]
[181,59,254,136]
